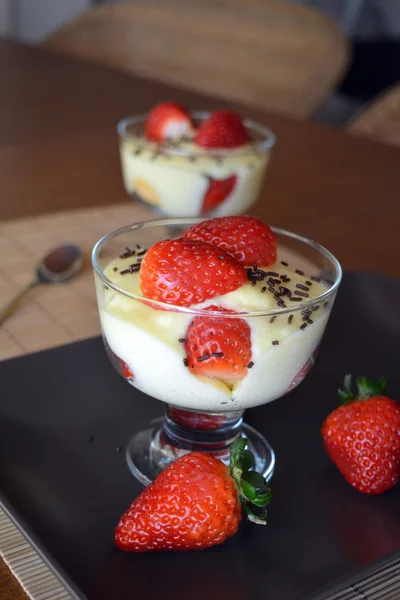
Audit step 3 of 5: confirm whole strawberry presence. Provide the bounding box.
[321,375,400,495]
[139,238,246,306]
[115,438,272,552]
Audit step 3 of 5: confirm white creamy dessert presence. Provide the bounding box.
[119,135,271,218]
[97,257,331,412]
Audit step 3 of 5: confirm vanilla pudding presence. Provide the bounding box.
[117,114,275,218]
[97,257,332,412]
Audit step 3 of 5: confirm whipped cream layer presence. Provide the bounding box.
[98,255,332,412]
[119,135,270,217]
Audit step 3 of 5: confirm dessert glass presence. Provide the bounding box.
[92,219,341,486]
[117,112,276,218]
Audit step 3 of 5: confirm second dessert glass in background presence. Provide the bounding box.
[117,110,276,218]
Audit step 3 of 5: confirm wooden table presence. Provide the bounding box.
[0,38,400,600]
[1,39,400,277]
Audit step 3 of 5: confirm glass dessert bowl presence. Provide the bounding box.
[92,217,341,486]
[117,105,276,218]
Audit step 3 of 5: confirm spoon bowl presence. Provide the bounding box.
[0,243,84,325]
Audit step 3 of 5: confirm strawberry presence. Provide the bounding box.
[169,408,227,430]
[194,110,249,149]
[321,375,400,495]
[202,175,237,214]
[287,345,320,392]
[104,338,134,380]
[139,238,246,307]
[184,305,251,380]
[183,216,277,267]
[115,438,272,552]
[145,102,193,142]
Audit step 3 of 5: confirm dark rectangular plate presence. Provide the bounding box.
[1,272,400,600]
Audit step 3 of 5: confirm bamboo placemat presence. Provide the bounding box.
[0,202,153,362]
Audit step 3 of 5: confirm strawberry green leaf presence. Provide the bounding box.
[242,470,265,490]
[240,449,255,472]
[229,437,272,525]
[356,375,387,399]
[240,479,257,501]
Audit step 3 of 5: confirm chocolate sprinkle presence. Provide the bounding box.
[311,275,321,282]
[312,305,320,311]
[305,280,312,286]
[183,358,189,367]
[261,286,267,293]
[300,323,308,330]
[296,283,309,291]
[251,281,257,286]
[248,361,254,368]
[288,314,293,324]
[272,340,279,346]
[290,297,302,302]
[198,353,210,362]
[277,300,287,308]
[136,244,141,249]
[212,352,224,358]
[137,248,147,256]
[281,261,289,267]
[295,269,305,276]
[270,316,276,323]
[120,269,130,275]
[293,291,309,298]
[178,338,186,343]
[113,267,118,272]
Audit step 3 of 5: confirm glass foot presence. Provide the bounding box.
[126,414,275,487]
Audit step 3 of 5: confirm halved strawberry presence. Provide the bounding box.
[287,345,319,392]
[194,110,249,149]
[104,338,135,380]
[183,216,277,267]
[139,239,246,307]
[145,102,193,142]
[202,175,237,214]
[184,306,252,380]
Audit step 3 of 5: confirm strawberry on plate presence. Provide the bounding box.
[115,437,272,552]
[321,375,400,495]
[139,238,246,307]
[183,215,277,267]
[194,110,249,149]
[202,175,237,214]
[184,305,252,380]
[145,102,193,142]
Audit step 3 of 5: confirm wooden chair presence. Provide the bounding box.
[348,83,400,148]
[42,1,350,119]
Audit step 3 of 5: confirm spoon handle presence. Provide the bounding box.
[0,280,39,325]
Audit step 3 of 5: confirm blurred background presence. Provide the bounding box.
[1,0,400,127]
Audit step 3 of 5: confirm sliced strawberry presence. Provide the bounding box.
[145,102,193,142]
[139,239,246,307]
[169,408,226,430]
[183,216,277,267]
[194,110,249,149]
[104,338,135,380]
[287,345,319,392]
[184,305,251,380]
[202,175,237,214]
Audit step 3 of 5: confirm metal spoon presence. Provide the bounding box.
[0,243,84,325]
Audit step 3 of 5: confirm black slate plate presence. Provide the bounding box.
[1,272,400,600]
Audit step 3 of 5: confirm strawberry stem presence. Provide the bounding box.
[338,374,387,404]
[229,438,272,525]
